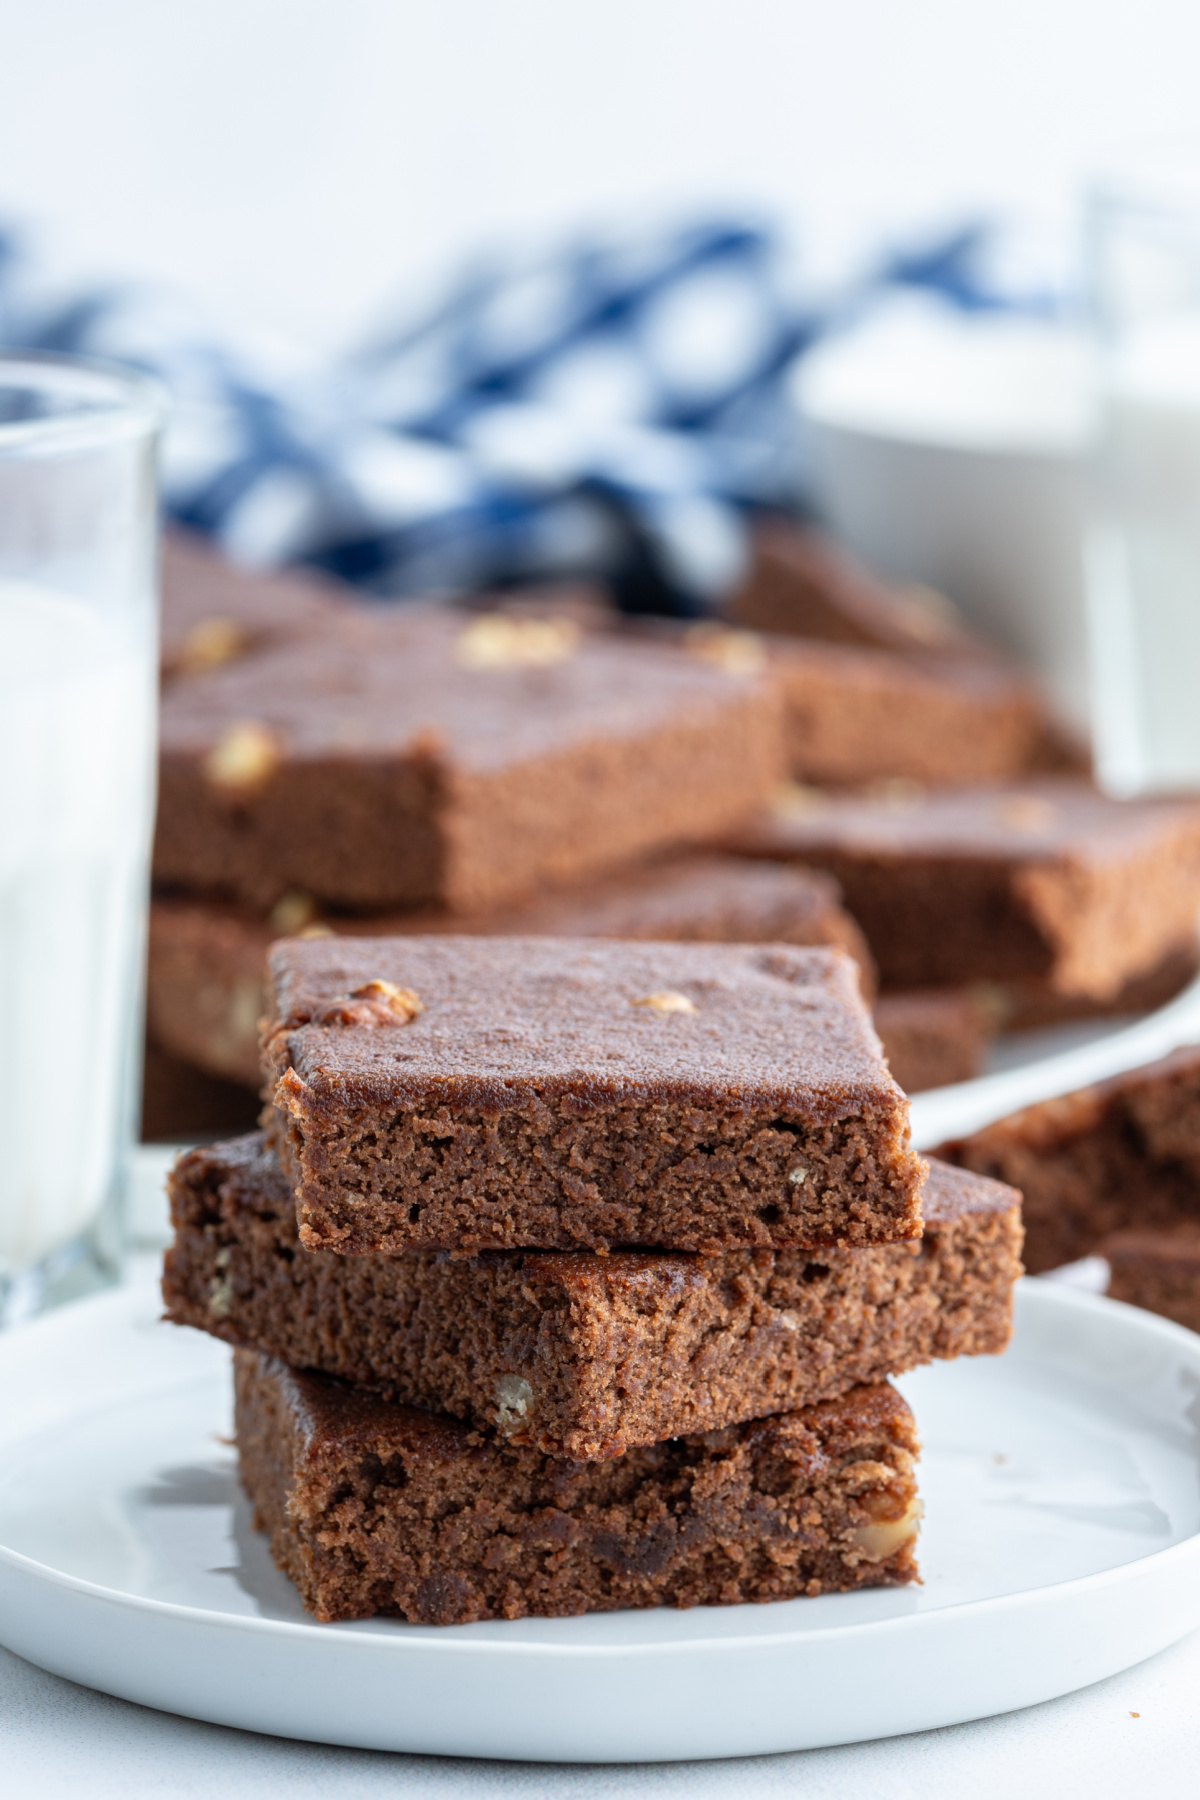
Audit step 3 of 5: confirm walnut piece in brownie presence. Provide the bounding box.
[235,1349,921,1623]
[729,778,1200,1000]
[147,856,875,1090]
[165,1136,1019,1460]
[155,601,783,914]
[263,936,925,1255]
[937,1044,1200,1272]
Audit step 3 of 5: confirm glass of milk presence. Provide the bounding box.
[1086,142,1200,794]
[0,356,163,1323]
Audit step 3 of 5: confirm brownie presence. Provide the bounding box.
[146,857,876,1090]
[872,989,992,1095]
[263,936,925,1255]
[728,778,1200,1000]
[984,941,1200,1033]
[768,638,1045,788]
[165,1135,1018,1460]
[160,528,349,678]
[154,603,783,914]
[723,521,1089,777]
[235,1349,921,1623]
[140,1038,262,1143]
[1105,1226,1200,1332]
[487,855,875,977]
[726,519,974,653]
[938,1044,1200,1272]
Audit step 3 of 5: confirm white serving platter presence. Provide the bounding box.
[2,1272,1200,1763]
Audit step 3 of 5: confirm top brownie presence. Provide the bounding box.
[155,604,782,912]
[263,935,923,1255]
[729,778,1200,998]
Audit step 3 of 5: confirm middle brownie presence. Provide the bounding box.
[164,1135,1020,1460]
[263,936,925,1255]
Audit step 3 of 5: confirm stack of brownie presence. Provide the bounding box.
[151,524,1200,1140]
[145,528,1043,1137]
[722,522,1200,1067]
[163,932,1023,1625]
[153,533,954,1134]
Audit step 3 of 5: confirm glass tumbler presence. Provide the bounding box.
[1086,141,1200,794]
[0,355,163,1323]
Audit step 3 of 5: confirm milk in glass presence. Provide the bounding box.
[0,582,155,1273]
[1089,316,1200,793]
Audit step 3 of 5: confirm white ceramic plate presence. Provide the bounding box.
[2,1275,1200,1762]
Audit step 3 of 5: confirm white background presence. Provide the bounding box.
[2,0,1200,349]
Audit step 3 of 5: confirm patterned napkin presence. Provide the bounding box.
[0,218,1008,612]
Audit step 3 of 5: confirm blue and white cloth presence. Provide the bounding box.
[0,218,1024,613]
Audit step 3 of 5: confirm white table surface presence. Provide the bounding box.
[4,1624,1200,1800]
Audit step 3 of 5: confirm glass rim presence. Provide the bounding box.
[0,349,167,456]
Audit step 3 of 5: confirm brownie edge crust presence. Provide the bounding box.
[234,1350,921,1625]
[263,935,924,1255]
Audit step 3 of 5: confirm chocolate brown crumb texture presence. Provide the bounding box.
[727,778,1200,1001]
[261,936,925,1255]
[937,1043,1200,1273]
[147,856,876,1090]
[154,601,783,914]
[1105,1225,1200,1333]
[629,610,1050,787]
[165,1136,1019,1460]
[235,1349,921,1624]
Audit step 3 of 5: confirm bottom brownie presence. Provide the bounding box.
[235,1350,921,1625]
